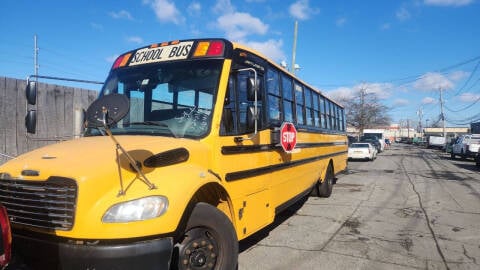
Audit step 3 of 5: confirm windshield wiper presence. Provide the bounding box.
[128,121,178,138]
[129,121,168,127]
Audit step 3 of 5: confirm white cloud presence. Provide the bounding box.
[457,92,480,102]
[393,99,409,106]
[424,0,473,7]
[213,0,235,14]
[325,82,393,102]
[188,2,202,16]
[289,0,320,21]
[396,7,411,21]
[447,70,469,81]
[109,10,134,20]
[127,36,144,44]
[336,17,347,27]
[357,82,393,99]
[414,72,455,91]
[147,0,185,25]
[217,12,268,40]
[422,96,437,104]
[245,39,286,63]
[324,87,356,101]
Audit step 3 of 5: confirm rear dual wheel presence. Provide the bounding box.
[174,203,238,270]
[313,164,334,198]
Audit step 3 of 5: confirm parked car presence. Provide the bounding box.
[451,134,480,160]
[348,142,377,161]
[360,137,381,153]
[0,204,11,269]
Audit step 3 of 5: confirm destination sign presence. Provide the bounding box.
[129,41,194,66]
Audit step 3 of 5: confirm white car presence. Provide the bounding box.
[348,143,377,161]
[451,134,480,159]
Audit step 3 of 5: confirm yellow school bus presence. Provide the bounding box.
[0,38,347,269]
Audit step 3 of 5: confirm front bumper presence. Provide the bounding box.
[13,232,173,270]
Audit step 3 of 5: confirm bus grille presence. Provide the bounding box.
[0,177,77,231]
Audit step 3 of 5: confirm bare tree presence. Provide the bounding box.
[337,87,391,134]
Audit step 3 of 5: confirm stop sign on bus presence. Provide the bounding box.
[280,122,297,152]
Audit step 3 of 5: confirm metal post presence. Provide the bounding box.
[291,21,298,74]
[439,87,447,150]
[34,35,39,78]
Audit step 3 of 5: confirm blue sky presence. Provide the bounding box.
[1,0,479,127]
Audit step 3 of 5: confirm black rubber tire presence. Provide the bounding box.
[317,164,333,198]
[451,152,455,159]
[174,203,238,270]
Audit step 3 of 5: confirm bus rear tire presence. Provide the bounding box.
[174,203,238,270]
[315,164,333,198]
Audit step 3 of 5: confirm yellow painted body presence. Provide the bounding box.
[0,130,347,241]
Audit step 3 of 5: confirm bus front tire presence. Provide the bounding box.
[174,202,238,270]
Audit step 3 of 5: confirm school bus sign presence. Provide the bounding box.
[280,122,297,152]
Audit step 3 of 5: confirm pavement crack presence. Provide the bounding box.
[462,245,477,264]
[400,159,451,270]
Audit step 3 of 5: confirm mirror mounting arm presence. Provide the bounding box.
[106,126,157,195]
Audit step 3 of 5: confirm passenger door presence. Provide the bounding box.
[214,70,272,238]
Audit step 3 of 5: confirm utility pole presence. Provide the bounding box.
[407,119,410,138]
[359,86,366,135]
[439,87,447,149]
[417,106,423,134]
[291,20,298,74]
[34,34,39,77]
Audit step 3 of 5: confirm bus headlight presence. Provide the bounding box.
[102,196,168,223]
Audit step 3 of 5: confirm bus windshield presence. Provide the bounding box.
[86,59,223,138]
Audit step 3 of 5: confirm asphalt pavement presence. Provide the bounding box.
[238,143,480,270]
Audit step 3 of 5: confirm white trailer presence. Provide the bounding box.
[363,129,386,152]
[427,136,446,149]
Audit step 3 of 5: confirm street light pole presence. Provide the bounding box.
[291,20,298,74]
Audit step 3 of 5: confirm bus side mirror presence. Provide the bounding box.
[247,78,257,101]
[246,106,256,132]
[25,110,37,134]
[26,80,37,105]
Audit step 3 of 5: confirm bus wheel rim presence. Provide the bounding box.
[179,228,218,269]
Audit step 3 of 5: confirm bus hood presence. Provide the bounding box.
[0,135,208,181]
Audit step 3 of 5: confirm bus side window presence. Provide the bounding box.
[266,67,282,125]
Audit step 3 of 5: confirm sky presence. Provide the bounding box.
[1,0,480,128]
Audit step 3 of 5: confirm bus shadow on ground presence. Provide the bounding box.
[239,196,308,253]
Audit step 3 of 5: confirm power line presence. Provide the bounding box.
[452,59,480,96]
[445,94,480,113]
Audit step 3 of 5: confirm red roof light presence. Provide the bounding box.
[206,41,224,56]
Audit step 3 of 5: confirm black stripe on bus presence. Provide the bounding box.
[225,150,347,182]
[221,141,347,155]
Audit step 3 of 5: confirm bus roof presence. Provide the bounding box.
[111,38,344,109]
